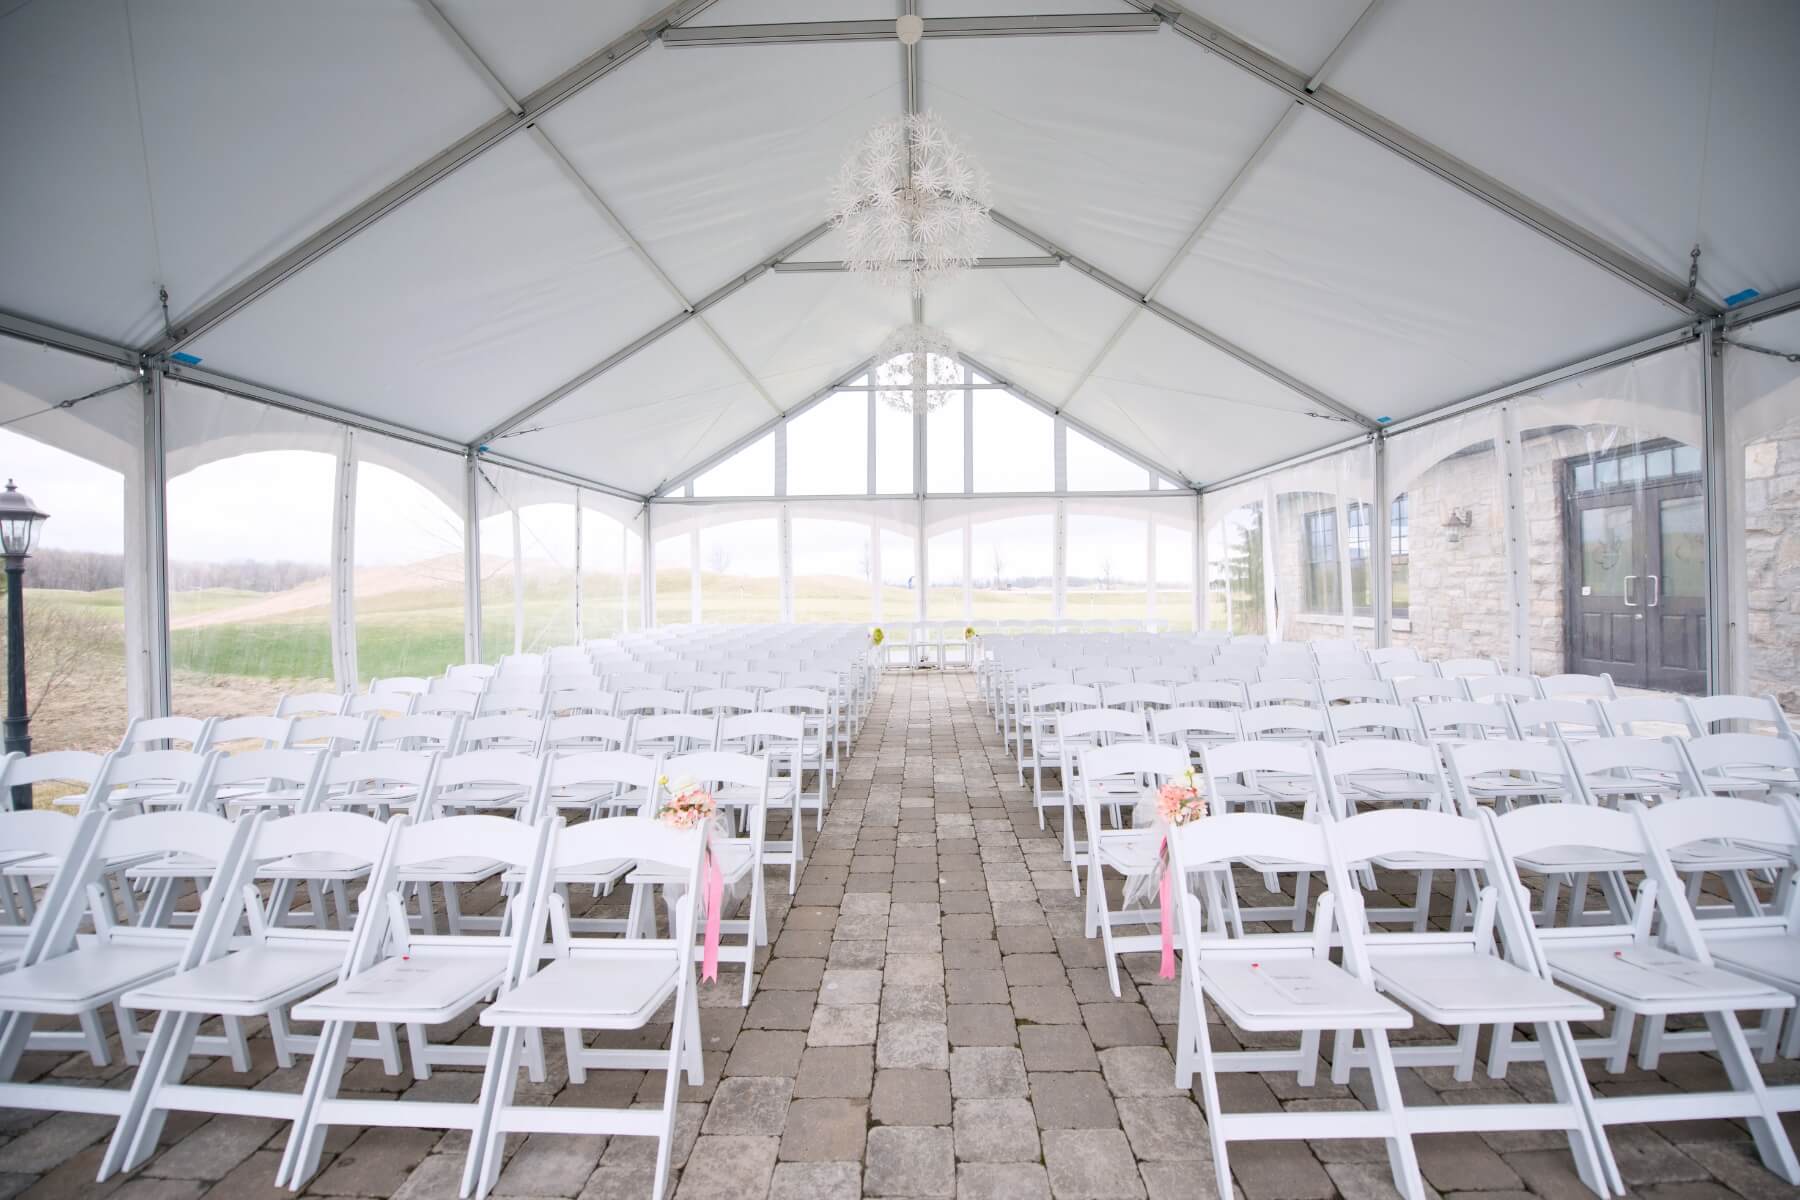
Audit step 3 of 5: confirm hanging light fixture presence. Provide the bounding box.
[829,111,991,296]
[874,324,962,414]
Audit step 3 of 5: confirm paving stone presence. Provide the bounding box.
[875,1020,949,1069]
[1031,1071,1121,1129]
[762,957,827,990]
[492,1133,608,1196]
[946,968,1009,1005]
[808,1004,880,1047]
[958,1162,1052,1200]
[1139,1160,1225,1200]
[724,1030,806,1077]
[1020,1024,1099,1072]
[947,1003,1018,1047]
[768,1160,863,1199]
[952,1098,1040,1163]
[1229,1140,1337,1200]
[864,1126,955,1198]
[818,969,884,1007]
[141,1116,277,1181]
[870,1069,951,1126]
[1042,1129,1148,1199]
[1011,983,1083,1024]
[1415,1132,1521,1192]
[1003,954,1067,986]
[746,989,817,1030]
[1083,1002,1164,1047]
[794,1045,875,1099]
[675,1135,777,1199]
[779,1099,868,1162]
[701,1076,792,1136]
[949,1046,1029,1099]
[878,984,946,1023]
[1117,1096,1207,1161]
[311,1127,441,1197]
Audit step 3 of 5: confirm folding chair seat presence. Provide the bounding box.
[1485,802,1800,1186]
[1318,807,1615,1195]
[112,718,214,808]
[470,817,707,1200]
[1166,810,1424,1200]
[100,810,404,1180]
[1079,741,1189,995]
[0,809,253,1119]
[279,814,556,1191]
[1053,709,1148,894]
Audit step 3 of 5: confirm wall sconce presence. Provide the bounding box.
[1443,506,1472,545]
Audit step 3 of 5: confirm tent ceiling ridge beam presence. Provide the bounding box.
[1197,430,1373,495]
[772,256,1061,273]
[1720,283,1800,330]
[989,210,1378,431]
[0,308,143,369]
[1134,0,1713,318]
[163,362,469,457]
[955,349,1195,488]
[474,220,832,446]
[654,488,1184,504]
[661,12,1162,47]
[148,0,723,357]
[652,355,878,497]
[1061,98,1304,414]
[421,0,785,420]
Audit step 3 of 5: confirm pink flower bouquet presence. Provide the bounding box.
[656,777,715,830]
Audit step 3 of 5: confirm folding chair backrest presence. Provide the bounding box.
[275,693,347,719]
[1367,646,1421,666]
[1439,657,1500,679]
[0,750,110,810]
[1392,676,1463,703]
[1172,680,1246,709]
[289,714,372,753]
[96,750,216,809]
[207,748,328,805]
[1058,708,1147,745]
[1685,694,1795,738]
[345,692,413,719]
[250,810,395,870]
[1327,806,1489,870]
[433,674,487,695]
[632,714,719,755]
[544,714,631,754]
[1073,667,1131,687]
[1638,795,1800,864]
[119,715,212,754]
[724,671,782,691]
[548,687,616,716]
[548,750,664,798]
[1415,699,1516,743]
[1318,740,1450,812]
[1564,736,1694,797]
[1151,707,1241,745]
[718,713,805,766]
[414,690,480,717]
[480,689,549,718]
[1169,810,1327,873]
[1012,668,1072,691]
[1079,740,1189,787]
[1101,682,1173,710]
[1238,704,1329,741]
[1317,678,1394,706]
[325,749,438,792]
[429,750,548,819]
[1326,702,1418,743]
[1029,684,1100,712]
[617,688,688,716]
[761,687,829,715]
[370,713,462,753]
[457,714,545,753]
[1600,696,1698,739]
[1537,672,1618,701]
[1464,675,1541,702]
[1509,698,1604,741]
[388,814,548,881]
[204,715,292,752]
[1442,739,1576,813]
[545,816,703,895]
[1680,733,1800,789]
[689,688,758,715]
[1203,740,1323,792]
[369,676,430,698]
[665,751,770,800]
[1257,662,1318,683]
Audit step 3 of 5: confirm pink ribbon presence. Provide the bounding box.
[1158,836,1176,980]
[701,851,724,983]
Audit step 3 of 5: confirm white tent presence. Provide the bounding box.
[2,0,1797,718]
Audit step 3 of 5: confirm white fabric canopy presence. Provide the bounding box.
[3,0,1796,496]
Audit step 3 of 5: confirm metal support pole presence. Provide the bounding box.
[1371,434,1392,648]
[779,504,795,622]
[1052,500,1068,623]
[5,559,30,810]
[870,514,883,622]
[1260,477,1280,639]
[641,503,656,630]
[462,455,482,664]
[132,366,173,718]
[510,506,525,656]
[329,428,358,690]
[1193,492,1206,632]
[1497,404,1531,673]
[572,497,584,643]
[1701,321,1733,692]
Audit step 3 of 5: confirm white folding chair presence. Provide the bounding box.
[369,712,463,754]
[1600,695,1699,739]
[632,712,719,757]
[415,689,480,718]
[1392,675,1463,703]
[1167,810,1423,1200]
[1055,708,1148,894]
[1325,701,1417,745]
[1510,697,1606,744]
[1317,740,1462,931]
[1538,672,1620,702]
[319,747,439,819]
[203,715,293,753]
[278,814,555,1191]
[479,688,549,718]
[1318,678,1394,706]
[1414,699,1517,747]
[100,809,404,1180]
[1439,657,1501,679]
[1464,674,1542,702]
[717,713,807,894]
[548,686,618,717]
[762,686,835,821]
[456,713,546,754]
[663,751,770,1006]
[1320,807,1615,1194]
[288,714,373,755]
[275,692,348,719]
[1485,801,1800,1186]
[469,817,706,1200]
[1019,683,1100,786]
[1201,740,1329,932]
[1079,741,1189,995]
[1172,679,1246,709]
[346,691,414,719]
[1680,732,1800,801]
[689,686,759,717]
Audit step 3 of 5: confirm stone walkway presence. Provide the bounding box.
[3,672,1800,1198]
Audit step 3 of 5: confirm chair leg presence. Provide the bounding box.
[1361,1027,1427,1200]
[103,1010,204,1179]
[1707,1009,1800,1184]
[468,1025,526,1200]
[277,1018,355,1189]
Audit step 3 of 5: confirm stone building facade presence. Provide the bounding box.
[1745,426,1800,711]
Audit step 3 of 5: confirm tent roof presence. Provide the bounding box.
[3,0,1796,497]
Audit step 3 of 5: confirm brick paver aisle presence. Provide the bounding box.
[4,672,1798,1199]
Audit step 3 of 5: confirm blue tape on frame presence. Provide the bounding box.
[1724,288,1761,307]
[169,351,203,366]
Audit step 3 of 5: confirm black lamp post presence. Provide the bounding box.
[0,480,49,811]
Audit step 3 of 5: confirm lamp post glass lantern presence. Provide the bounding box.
[1,480,48,810]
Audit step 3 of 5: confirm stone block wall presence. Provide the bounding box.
[1745,426,1800,711]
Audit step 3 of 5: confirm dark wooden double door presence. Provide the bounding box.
[1565,464,1707,694]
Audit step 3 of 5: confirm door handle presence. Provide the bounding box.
[1647,574,1660,607]
[1623,575,1637,607]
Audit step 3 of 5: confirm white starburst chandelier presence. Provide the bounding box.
[874,324,962,414]
[829,111,992,296]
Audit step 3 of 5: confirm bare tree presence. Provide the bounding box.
[989,544,1008,590]
[1099,554,1115,591]
[0,603,111,719]
[705,542,733,574]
